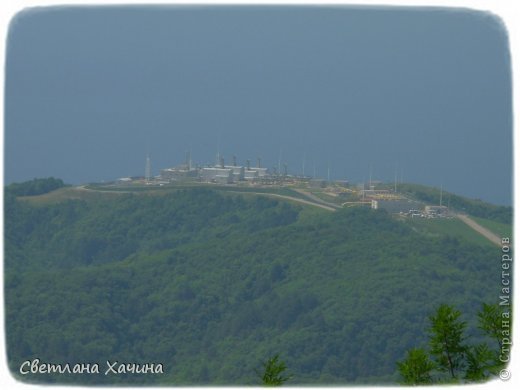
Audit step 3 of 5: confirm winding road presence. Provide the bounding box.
[250,192,337,212]
[76,185,506,247]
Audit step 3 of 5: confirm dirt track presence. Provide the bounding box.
[455,214,502,247]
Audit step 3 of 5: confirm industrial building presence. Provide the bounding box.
[200,167,234,184]
[197,155,272,184]
[199,156,243,184]
[244,157,268,179]
[132,151,456,223]
[160,151,198,181]
[161,167,198,180]
[158,153,271,185]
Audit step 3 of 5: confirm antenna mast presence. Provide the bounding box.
[394,163,398,193]
[145,154,151,183]
[278,148,282,176]
[216,133,221,167]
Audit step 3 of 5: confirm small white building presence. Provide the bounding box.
[116,177,133,185]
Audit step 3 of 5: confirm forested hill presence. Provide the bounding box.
[5,177,65,197]
[5,185,502,385]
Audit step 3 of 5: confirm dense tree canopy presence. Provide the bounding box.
[5,185,502,385]
[397,303,508,384]
[6,177,66,197]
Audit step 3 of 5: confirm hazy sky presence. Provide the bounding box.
[5,6,512,205]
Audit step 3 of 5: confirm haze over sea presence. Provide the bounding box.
[5,6,512,205]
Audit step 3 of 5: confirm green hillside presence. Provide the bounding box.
[397,183,511,224]
[4,182,506,385]
[471,216,512,240]
[407,218,496,247]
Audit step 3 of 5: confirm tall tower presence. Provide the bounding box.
[278,148,282,176]
[185,151,190,169]
[145,154,151,183]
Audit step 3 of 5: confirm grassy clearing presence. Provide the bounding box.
[19,183,318,211]
[406,217,494,248]
[18,186,125,205]
[83,182,315,204]
[471,216,512,240]
[309,191,342,204]
[208,185,312,200]
[296,203,330,223]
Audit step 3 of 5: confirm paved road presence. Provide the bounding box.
[76,185,337,212]
[293,189,342,210]
[77,186,507,247]
[76,185,133,194]
[456,214,502,247]
[250,192,337,212]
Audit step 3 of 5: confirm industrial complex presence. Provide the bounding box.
[114,152,451,219]
[158,152,285,185]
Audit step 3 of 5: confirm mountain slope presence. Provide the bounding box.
[4,185,503,384]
